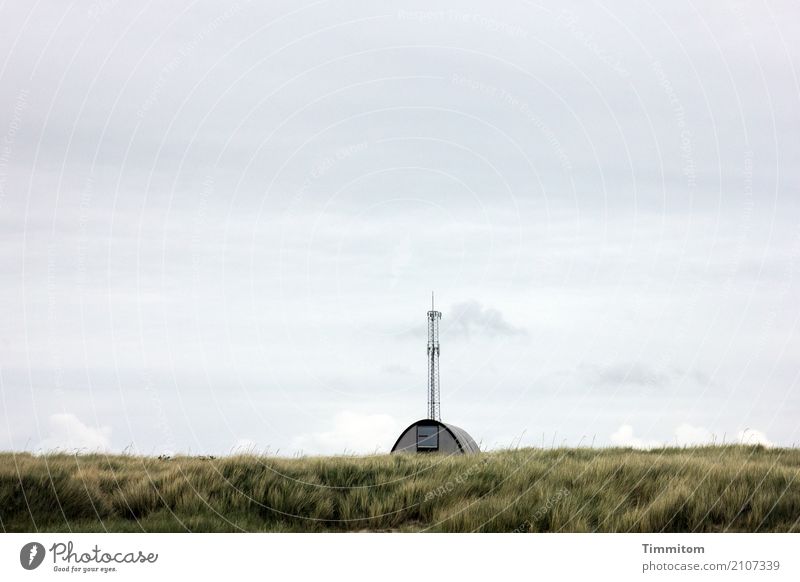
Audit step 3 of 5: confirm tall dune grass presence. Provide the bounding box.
[1,446,798,532]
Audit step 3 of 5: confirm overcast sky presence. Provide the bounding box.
[1,0,798,455]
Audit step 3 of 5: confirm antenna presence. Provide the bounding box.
[427,293,442,421]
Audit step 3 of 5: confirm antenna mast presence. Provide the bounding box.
[427,292,442,421]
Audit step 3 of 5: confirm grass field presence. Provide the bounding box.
[1,446,798,532]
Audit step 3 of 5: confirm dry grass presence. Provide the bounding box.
[1,446,798,532]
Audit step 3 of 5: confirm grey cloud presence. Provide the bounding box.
[380,364,413,376]
[594,363,670,389]
[582,363,714,392]
[446,300,527,340]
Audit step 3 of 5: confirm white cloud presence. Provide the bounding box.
[674,423,714,446]
[610,424,660,449]
[37,413,112,453]
[738,429,772,447]
[611,424,774,449]
[293,411,399,455]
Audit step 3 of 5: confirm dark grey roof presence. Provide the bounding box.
[442,422,481,453]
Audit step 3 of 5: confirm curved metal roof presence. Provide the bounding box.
[441,422,481,454]
[391,419,480,454]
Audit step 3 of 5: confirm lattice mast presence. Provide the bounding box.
[427,292,442,421]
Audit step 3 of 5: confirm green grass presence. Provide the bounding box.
[1,446,798,532]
